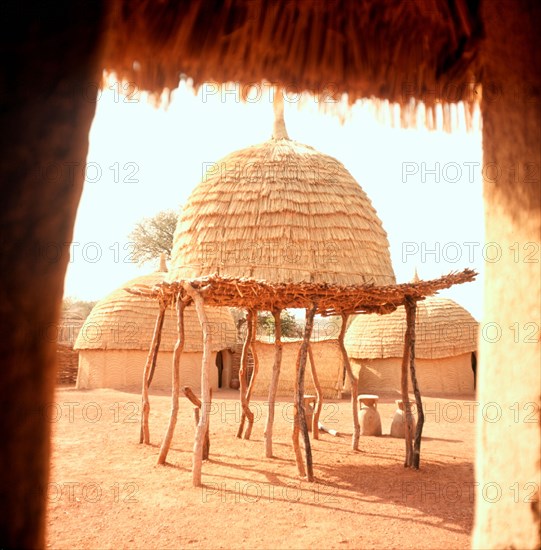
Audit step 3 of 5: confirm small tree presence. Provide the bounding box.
[257,310,303,339]
[128,209,177,266]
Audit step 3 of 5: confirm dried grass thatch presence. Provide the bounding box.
[102,0,482,128]
[74,271,237,352]
[169,136,396,287]
[345,296,479,360]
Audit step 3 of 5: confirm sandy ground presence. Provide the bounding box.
[46,387,476,549]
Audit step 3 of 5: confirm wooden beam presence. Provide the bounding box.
[401,296,415,467]
[237,310,254,438]
[183,284,213,487]
[265,309,283,458]
[140,303,166,444]
[339,313,360,451]
[183,386,211,460]
[243,312,259,439]
[157,297,185,465]
[308,344,322,439]
[406,297,424,469]
[293,304,317,481]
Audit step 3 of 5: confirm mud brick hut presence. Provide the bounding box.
[75,260,237,392]
[345,296,479,396]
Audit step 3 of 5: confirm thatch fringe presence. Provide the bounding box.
[102,0,482,130]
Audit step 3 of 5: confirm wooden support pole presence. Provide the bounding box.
[183,386,211,460]
[237,310,254,439]
[308,344,322,439]
[292,304,317,481]
[406,297,424,469]
[157,297,185,465]
[243,313,259,440]
[339,313,360,451]
[140,303,166,444]
[265,310,283,458]
[183,284,213,487]
[401,297,415,468]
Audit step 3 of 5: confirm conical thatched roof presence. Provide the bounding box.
[169,134,395,287]
[345,297,478,360]
[74,270,237,352]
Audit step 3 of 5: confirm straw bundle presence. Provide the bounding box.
[102,0,482,129]
[345,297,478,360]
[74,271,237,353]
[169,138,396,287]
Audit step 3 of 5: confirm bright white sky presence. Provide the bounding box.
[65,81,484,319]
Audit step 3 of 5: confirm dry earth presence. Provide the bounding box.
[46,388,476,549]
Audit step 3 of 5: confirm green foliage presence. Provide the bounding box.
[257,310,303,339]
[128,209,177,266]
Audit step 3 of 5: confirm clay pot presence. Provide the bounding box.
[390,400,416,438]
[230,379,240,390]
[358,404,382,436]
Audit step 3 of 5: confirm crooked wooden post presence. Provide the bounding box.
[183,284,213,487]
[157,296,186,464]
[237,310,254,438]
[183,386,211,460]
[243,312,259,439]
[339,313,360,450]
[140,301,166,444]
[292,304,317,481]
[265,309,283,457]
[405,297,424,469]
[308,344,323,439]
[401,297,415,467]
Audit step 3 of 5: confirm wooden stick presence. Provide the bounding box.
[183,386,211,460]
[183,284,213,487]
[339,313,360,451]
[157,298,185,465]
[293,304,317,481]
[406,298,424,469]
[308,344,322,439]
[243,313,259,439]
[264,310,282,458]
[140,303,166,444]
[401,297,414,467]
[236,310,254,438]
[147,304,166,387]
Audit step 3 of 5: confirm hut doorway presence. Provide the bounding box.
[471,351,477,390]
[216,351,224,388]
[215,349,233,389]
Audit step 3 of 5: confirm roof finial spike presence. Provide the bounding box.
[272,87,289,140]
[158,252,168,273]
[412,267,420,283]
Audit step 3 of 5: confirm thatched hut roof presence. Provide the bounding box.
[74,270,237,352]
[168,129,396,287]
[345,296,478,360]
[103,0,482,128]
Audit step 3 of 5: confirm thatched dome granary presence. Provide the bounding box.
[168,116,396,286]
[345,297,479,395]
[74,268,237,391]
